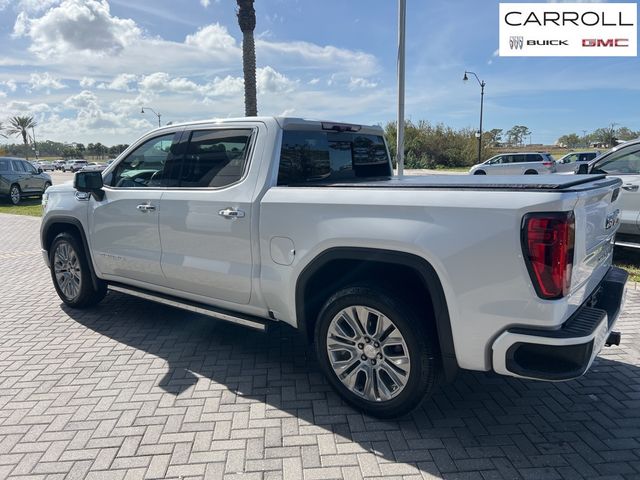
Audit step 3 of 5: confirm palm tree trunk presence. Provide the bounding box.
[22,131,29,160]
[242,31,257,117]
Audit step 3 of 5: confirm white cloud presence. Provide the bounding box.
[257,66,297,94]
[99,73,138,91]
[79,76,95,88]
[200,0,210,6]
[14,0,141,57]
[2,79,17,92]
[349,77,377,90]
[308,78,320,85]
[185,23,237,51]
[29,72,66,91]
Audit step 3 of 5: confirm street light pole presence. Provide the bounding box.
[397,0,406,178]
[141,107,162,128]
[463,71,486,164]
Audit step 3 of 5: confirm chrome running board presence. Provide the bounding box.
[108,283,269,331]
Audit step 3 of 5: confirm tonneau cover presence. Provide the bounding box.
[290,174,617,192]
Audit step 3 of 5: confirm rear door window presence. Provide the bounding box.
[179,129,253,188]
[525,154,541,162]
[11,160,25,172]
[277,131,390,185]
[0,159,10,171]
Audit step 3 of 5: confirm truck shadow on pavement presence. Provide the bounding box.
[63,291,640,478]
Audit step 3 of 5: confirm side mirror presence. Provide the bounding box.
[576,163,589,175]
[38,167,43,174]
[74,171,104,200]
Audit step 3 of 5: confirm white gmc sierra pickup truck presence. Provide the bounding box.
[41,117,627,417]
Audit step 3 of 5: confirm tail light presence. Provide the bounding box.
[522,212,575,299]
[542,161,554,169]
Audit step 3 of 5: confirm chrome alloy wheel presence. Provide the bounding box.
[10,185,20,205]
[326,305,411,402]
[53,242,82,301]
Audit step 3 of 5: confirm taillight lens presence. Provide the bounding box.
[522,212,575,299]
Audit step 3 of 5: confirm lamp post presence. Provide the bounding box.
[31,126,38,160]
[463,71,486,164]
[397,0,406,178]
[141,107,162,128]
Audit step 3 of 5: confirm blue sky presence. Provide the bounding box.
[0,0,637,145]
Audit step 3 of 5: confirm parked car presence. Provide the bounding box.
[62,160,88,172]
[577,139,640,248]
[554,151,600,173]
[41,117,626,417]
[81,162,107,172]
[38,161,56,172]
[53,160,65,170]
[0,157,52,205]
[469,152,556,175]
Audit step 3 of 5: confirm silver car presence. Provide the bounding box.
[554,151,600,173]
[469,152,556,175]
[579,139,640,247]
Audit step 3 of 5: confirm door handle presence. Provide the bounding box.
[622,184,639,192]
[136,204,156,212]
[218,208,245,219]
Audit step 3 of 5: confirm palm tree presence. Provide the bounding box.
[7,116,37,160]
[236,0,257,116]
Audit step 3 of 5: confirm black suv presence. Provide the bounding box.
[0,157,52,205]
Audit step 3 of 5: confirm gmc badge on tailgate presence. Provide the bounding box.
[606,209,620,230]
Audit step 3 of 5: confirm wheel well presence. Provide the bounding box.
[524,169,538,175]
[42,218,101,290]
[296,248,458,380]
[44,222,82,253]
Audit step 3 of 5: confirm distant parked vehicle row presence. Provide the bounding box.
[469,152,556,175]
[0,157,52,205]
[80,162,108,172]
[62,159,88,172]
[32,161,56,172]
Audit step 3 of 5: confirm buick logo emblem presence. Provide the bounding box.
[510,36,524,49]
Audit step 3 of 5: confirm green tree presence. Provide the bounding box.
[592,124,618,147]
[6,116,37,160]
[557,133,581,148]
[236,0,257,116]
[485,129,503,147]
[506,125,530,147]
[616,127,639,142]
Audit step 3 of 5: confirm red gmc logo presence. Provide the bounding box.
[582,38,629,47]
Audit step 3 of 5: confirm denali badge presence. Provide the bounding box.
[605,209,620,230]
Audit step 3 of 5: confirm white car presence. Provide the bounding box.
[40,117,627,418]
[579,139,640,248]
[469,152,556,175]
[62,160,88,172]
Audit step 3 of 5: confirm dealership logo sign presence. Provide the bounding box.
[499,3,637,57]
[509,36,524,49]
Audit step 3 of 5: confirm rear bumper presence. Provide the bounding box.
[492,266,628,381]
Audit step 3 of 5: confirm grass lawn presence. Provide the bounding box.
[0,200,42,217]
[613,248,640,282]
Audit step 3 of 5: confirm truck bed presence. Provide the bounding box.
[292,174,615,192]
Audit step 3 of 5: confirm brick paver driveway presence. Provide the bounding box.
[1,213,639,480]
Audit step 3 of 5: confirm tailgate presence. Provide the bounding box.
[571,178,623,296]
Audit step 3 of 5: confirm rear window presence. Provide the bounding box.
[277,130,391,185]
[525,154,542,162]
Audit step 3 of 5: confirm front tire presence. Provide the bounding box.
[524,170,538,175]
[473,170,486,175]
[315,285,440,418]
[49,232,107,308]
[9,184,20,205]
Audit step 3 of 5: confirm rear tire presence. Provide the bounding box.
[524,170,538,175]
[49,232,107,308]
[474,170,486,175]
[9,184,21,205]
[315,285,440,418]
